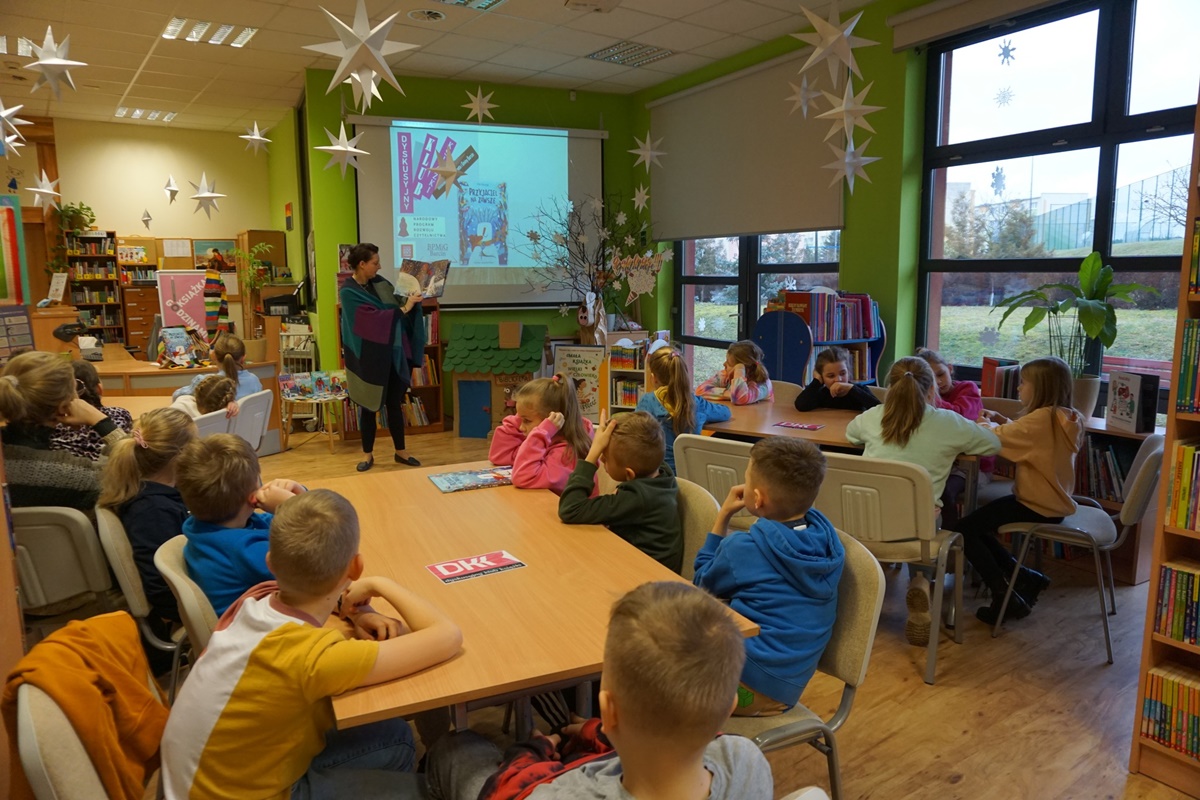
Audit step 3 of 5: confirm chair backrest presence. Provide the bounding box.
[194,407,232,438]
[95,507,152,619]
[12,508,110,611]
[154,535,218,652]
[233,389,274,451]
[814,453,938,545]
[771,380,804,406]
[981,395,1024,419]
[819,530,886,688]
[673,434,754,530]
[676,477,719,580]
[17,683,107,799]
[1119,433,1165,527]
[868,384,887,403]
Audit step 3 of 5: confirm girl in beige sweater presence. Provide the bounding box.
[953,357,1084,625]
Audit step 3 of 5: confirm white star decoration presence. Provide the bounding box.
[462,86,498,122]
[189,172,226,218]
[628,132,665,174]
[824,137,880,193]
[431,151,465,194]
[2,134,24,160]
[817,80,882,141]
[24,27,87,100]
[624,235,635,247]
[28,169,59,209]
[785,76,822,117]
[303,0,417,109]
[164,175,179,204]
[239,122,272,155]
[0,99,31,140]
[346,70,388,110]
[314,123,368,178]
[141,209,152,230]
[614,210,627,226]
[632,185,650,212]
[791,3,877,89]
[558,304,572,317]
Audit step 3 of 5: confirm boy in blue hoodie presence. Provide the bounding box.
[693,436,844,716]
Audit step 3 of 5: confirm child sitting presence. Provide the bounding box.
[423,581,773,800]
[697,339,774,405]
[794,346,881,412]
[161,489,463,799]
[637,347,731,471]
[98,407,198,631]
[489,374,595,495]
[175,433,306,615]
[846,357,1001,644]
[172,332,263,401]
[171,374,240,419]
[49,360,133,461]
[559,411,683,573]
[693,437,844,716]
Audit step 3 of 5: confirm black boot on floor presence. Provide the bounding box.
[975,592,1031,625]
[1014,567,1051,606]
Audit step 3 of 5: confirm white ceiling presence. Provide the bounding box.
[0,0,863,132]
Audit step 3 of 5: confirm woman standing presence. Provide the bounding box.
[340,242,425,472]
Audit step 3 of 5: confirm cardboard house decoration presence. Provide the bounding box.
[443,323,546,438]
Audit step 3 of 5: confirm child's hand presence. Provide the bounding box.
[719,484,746,520]
[225,401,241,418]
[254,478,306,512]
[57,397,107,428]
[829,381,855,398]
[530,730,562,755]
[351,611,404,641]
[546,411,565,430]
[341,577,380,612]
[585,411,615,464]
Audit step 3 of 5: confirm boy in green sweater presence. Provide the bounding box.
[559,411,683,572]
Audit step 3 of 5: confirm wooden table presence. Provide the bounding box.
[310,463,758,731]
[103,395,172,420]
[703,402,860,448]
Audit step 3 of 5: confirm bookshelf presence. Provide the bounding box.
[605,330,669,413]
[116,236,159,285]
[66,230,124,344]
[752,292,887,386]
[1128,90,1200,790]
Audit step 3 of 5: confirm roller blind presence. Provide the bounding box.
[648,50,844,242]
[887,0,1062,51]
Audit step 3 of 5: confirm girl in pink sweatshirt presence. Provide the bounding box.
[488,373,595,495]
[696,339,774,405]
[916,347,987,526]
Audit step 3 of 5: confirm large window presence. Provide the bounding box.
[676,232,840,387]
[921,0,1199,380]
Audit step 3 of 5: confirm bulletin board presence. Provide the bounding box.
[158,238,197,270]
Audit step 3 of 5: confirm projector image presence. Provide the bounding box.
[564,0,621,11]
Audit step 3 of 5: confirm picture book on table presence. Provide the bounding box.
[456,181,508,266]
[429,465,514,493]
[278,373,299,400]
[158,327,198,368]
[1107,370,1159,433]
[291,372,315,399]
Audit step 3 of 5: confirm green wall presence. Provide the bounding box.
[266,108,305,301]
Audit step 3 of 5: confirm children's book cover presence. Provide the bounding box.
[159,327,196,367]
[292,372,314,399]
[328,370,348,398]
[400,258,452,298]
[553,344,605,423]
[1107,370,1159,433]
[311,371,331,399]
[456,181,508,266]
[429,465,514,493]
[279,373,300,400]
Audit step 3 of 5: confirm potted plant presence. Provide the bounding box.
[992,251,1157,417]
[57,201,96,235]
[230,242,274,297]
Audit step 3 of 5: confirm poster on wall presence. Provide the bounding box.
[552,344,605,423]
[0,195,26,304]
[193,239,236,270]
[157,270,208,337]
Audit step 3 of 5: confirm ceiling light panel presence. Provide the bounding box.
[16,37,32,57]
[208,25,235,45]
[230,28,258,48]
[162,18,187,40]
[164,112,177,122]
[435,0,509,9]
[587,41,673,67]
[114,107,128,117]
[186,22,211,42]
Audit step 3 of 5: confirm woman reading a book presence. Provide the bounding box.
[340,242,425,472]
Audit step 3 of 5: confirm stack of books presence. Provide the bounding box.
[279,370,348,402]
[1139,663,1200,757]
[1154,559,1200,645]
[610,379,643,407]
[402,395,430,426]
[411,354,440,386]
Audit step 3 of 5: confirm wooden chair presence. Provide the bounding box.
[676,477,719,580]
[813,454,964,685]
[772,380,804,406]
[673,434,754,531]
[232,389,274,451]
[992,434,1164,663]
[723,531,885,800]
[154,536,218,653]
[96,507,187,702]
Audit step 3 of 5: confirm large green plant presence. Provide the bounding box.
[992,251,1157,378]
[230,243,275,295]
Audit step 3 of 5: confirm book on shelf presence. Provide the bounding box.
[118,245,148,264]
[1139,662,1200,756]
[778,291,879,342]
[1191,218,1200,293]
[1164,438,1200,530]
[1073,436,1135,503]
[981,357,1020,398]
[1176,319,1200,413]
[1107,370,1159,433]
[1154,559,1200,645]
[610,379,643,407]
[411,354,439,386]
[428,466,514,493]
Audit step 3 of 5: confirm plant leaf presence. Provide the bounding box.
[993,289,1047,309]
[1037,282,1083,298]
[1093,265,1113,300]
[1076,298,1108,338]
[1078,251,1102,298]
[1099,305,1117,348]
[1021,305,1047,334]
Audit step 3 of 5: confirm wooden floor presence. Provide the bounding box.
[261,432,1193,800]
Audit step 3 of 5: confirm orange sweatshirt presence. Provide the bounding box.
[992,406,1084,518]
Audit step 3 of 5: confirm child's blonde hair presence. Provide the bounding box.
[0,351,75,425]
[881,357,935,447]
[269,490,360,596]
[647,348,695,435]
[727,339,768,384]
[99,408,198,509]
[606,411,665,478]
[516,374,591,461]
[814,346,851,376]
[604,582,744,745]
[750,437,825,518]
[1020,356,1073,412]
[175,433,260,524]
[211,332,247,383]
[195,375,237,415]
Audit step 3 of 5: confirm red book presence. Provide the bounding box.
[783,291,814,323]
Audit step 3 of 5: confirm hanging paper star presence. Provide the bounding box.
[27,169,59,209]
[998,39,1016,66]
[624,235,636,247]
[791,3,877,89]
[785,76,822,118]
[462,86,498,122]
[558,304,572,317]
[239,122,272,155]
[661,248,673,262]
[431,151,465,194]
[303,0,417,105]
[24,26,87,101]
[188,172,226,218]
[164,175,179,204]
[345,69,389,111]
[2,133,24,160]
[632,184,650,212]
[823,137,880,193]
[817,79,882,142]
[314,122,368,178]
[0,99,31,140]
[614,210,628,226]
[995,87,1015,107]
[141,209,152,230]
[598,227,610,240]
[628,132,665,174]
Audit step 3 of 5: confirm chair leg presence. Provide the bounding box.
[1103,549,1117,615]
[167,642,183,705]
[993,531,1036,639]
[951,541,964,645]
[924,565,943,686]
[1091,546,1114,664]
[501,701,512,734]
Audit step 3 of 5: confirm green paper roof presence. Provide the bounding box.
[443,323,546,375]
